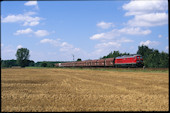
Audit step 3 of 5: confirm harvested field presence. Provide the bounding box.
[1,68,169,112]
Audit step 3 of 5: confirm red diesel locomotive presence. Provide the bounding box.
[114,54,143,67]
[55,54,144,68]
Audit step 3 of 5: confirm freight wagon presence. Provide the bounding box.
[55,54,144,68]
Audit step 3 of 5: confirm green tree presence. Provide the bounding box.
[41,62,47,67]
[137,45,153,67]
[77,58,82,61]
[113,51,121,58]
[159,52,169,68]
[47,63,54,67]
[15,48,30,67]
[102,51,129,59]
[28,60,35,67]
[137,45,169,68]
[121,52,130,56]
[1,59,18,68]
[34,62,41,67]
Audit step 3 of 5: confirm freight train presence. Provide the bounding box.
[55,54,144,68]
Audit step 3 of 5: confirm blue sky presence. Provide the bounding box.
[1,0,168,62]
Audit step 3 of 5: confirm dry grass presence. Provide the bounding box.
[1,68,169,112]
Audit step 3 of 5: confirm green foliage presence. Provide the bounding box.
[34,61,60,67]
[1,59,35,68]
[77,58,82,61]
[15,48,30,67]
[159,51,169,68]
[34,62,42,67]
[102,45,169,68]
[39,62,55,67]
[137,45,169,68]
[102,51,130,59]
[47,63,54,67]
[28,60,35,66]
[1,59,18,68]
[2,45,168,69]
[41,62,47,67]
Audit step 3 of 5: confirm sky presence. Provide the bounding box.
[1,0,169,62]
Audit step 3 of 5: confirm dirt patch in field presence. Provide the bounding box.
[1,68,169,111]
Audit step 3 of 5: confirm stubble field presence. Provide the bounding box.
[1,68,169,111]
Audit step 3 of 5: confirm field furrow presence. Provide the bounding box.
[1,68,169,111]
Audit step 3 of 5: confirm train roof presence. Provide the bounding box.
[116,54,142,59]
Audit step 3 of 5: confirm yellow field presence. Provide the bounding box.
[1,68,169,111]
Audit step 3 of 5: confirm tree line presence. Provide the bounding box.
[1,60,62,68]
[137,45,169,68]
[1,48,66,68]
[102,51,130,59]
[101,45,169,68]
[1,45,169,68]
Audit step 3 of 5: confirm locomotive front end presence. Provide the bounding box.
[136,56,144,67]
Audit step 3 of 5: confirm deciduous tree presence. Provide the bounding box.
[15,48,30,67]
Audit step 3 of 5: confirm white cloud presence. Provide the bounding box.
[123,0,168,27]
[118,27,151,35]
[90,27,151,40]
[92,37,134,58]
[139,40,159,46]
[40,38,53,43]
[2,14,40,23]
[94,37,133,50]
[14,28,49,37]
[123,0,168,16]
[24,1,39,10]
[90,33,105,40]
[97,21,114,29]
[23,21,39,26]
[40,38,60,46]
[17,45,23,49]
[14,28,33,35]
[90,26,147,56]
[2,12,41,26]
[24,1,37,6]
[127,13,168,27]
[60,42,73,52]
[158,34,162,38]
[95,41,121,48]
[118,37,134,43]
[34,30,49,37]
[165,46,169,51]
[40,38,80,53]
